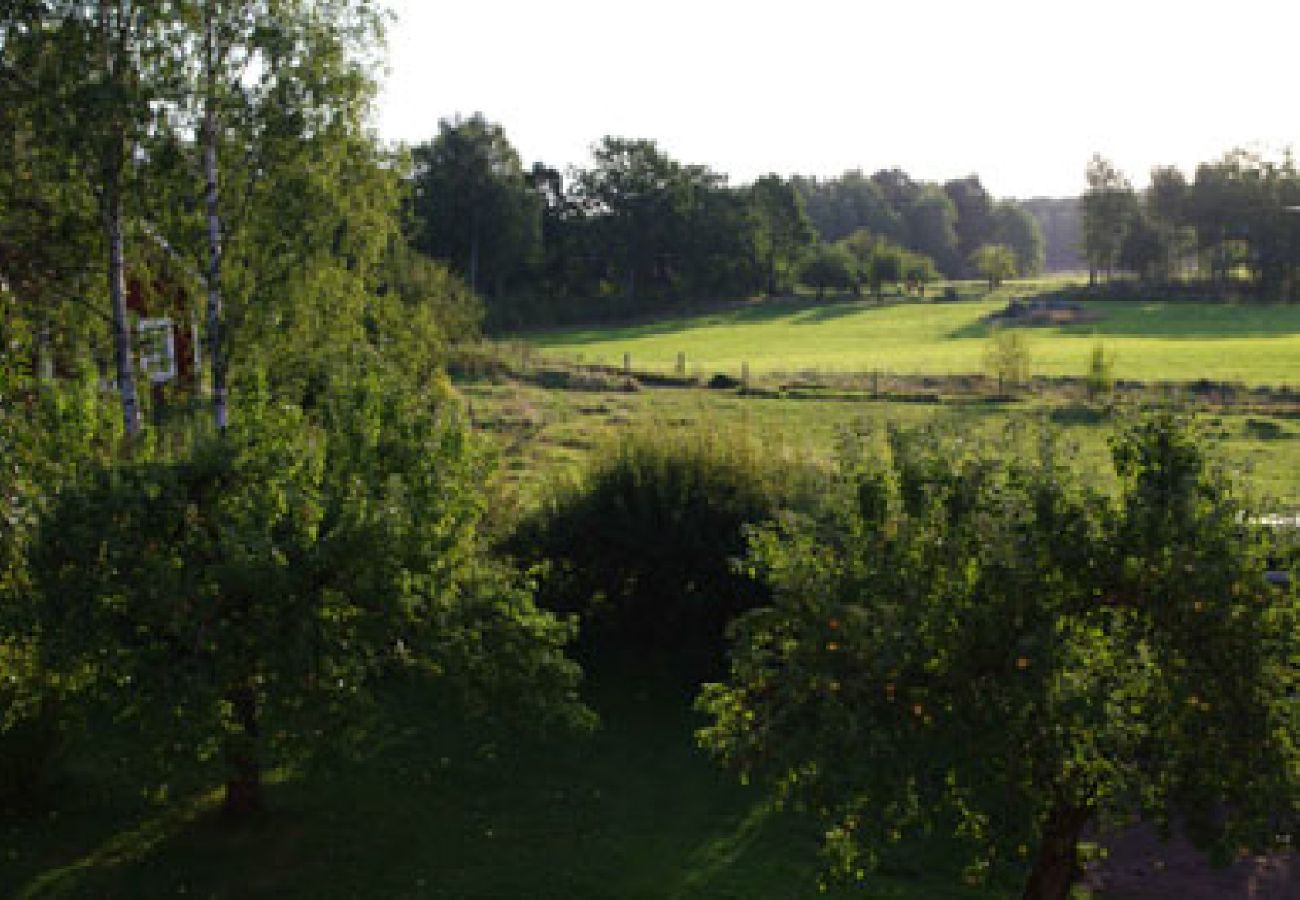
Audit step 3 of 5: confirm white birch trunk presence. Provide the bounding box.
[101,0,141,436]
[203,0,227,430]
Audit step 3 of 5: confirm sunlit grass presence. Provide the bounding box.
[527,281,1300,387]
[463,380,1300,512]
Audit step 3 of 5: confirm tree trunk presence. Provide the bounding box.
[100,0,141,437]
[203,1,227,431]
[105,161,141,436]
[1022,804,1091,900]
[223,684,263,816]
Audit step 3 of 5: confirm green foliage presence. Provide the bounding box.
[1085,342,1115,401]
[0,349,123,805]
[969,243,1018,289]
[411,114,542,296]
[699,416,1298,897]
[0,639,67,808]
[983,327,1031,392]
[902,251,939,295]
[751,173,816,295]
[944,176,997,269]
[23,373,590,804]
[992,201,1046,276]
[515,428,820,677]
[1082,154,1139,283]
[798,244,856,300]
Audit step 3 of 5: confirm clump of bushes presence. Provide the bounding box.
[515,427,823,678]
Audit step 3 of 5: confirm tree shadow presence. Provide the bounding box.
[948,294,1300,341]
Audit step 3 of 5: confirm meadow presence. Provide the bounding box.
[527,282,1300,387]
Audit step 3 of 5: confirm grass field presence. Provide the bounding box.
[527,283,1300,387]
[464,380,1300,512]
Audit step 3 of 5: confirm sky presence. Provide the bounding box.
[374,0,1300,199]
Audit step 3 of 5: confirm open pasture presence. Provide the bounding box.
[527,285,1300,387]
[462,379,1300,511]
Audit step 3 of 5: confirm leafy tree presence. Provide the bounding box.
[866,241,905,300]
[750,174,814,295]
[0,2,175,434]
[903,185,961,276]
[798,243,855,300]
[571,136,684,304]
[794,170,904,245]
[1082,154,1138,284]
[944,175,997,272]
[411,114,541,297]
[992,201,1045,276]
[902,251,938,296]
[984,325,1031,391]
[27,375,591,815]
[1118,212,1164,282]
[970,243,1018,289]
[1084,342,1114,401]
[1020,198,1085,273]
[1145,165,1194,281]
[0,38,103,379]
[870,167,922,217]
[836,228,876,297]
[700,416,1298,900]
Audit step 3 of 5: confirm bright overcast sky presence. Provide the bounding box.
[374,0,1299,199]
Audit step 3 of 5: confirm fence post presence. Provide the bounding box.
[676,351,686,377]
[624,352,631,376]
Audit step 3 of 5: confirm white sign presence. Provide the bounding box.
[138,317,176,384]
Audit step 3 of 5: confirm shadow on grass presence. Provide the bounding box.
[8,675,977,899]
[947,293,1300,341]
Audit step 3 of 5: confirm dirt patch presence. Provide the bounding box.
[1082,824,1296,898]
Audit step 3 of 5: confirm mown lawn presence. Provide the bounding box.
[526,283,1300,387]
[2,675,1010,899]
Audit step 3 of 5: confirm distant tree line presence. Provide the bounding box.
[1082,151,1300,299]
[409,115,1047,330]
[1020,197,1086,272]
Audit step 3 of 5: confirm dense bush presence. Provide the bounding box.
[0,641,68,808]
[699,416,1298,900]
[0,328,120,807]
[515,428,822,678]
[24,370,591,814]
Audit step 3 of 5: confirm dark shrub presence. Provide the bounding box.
[0,643,66,808]
[515,428,821,679]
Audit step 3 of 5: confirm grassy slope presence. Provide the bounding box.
[528,287,1300,386]
[2,677,1004,899]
